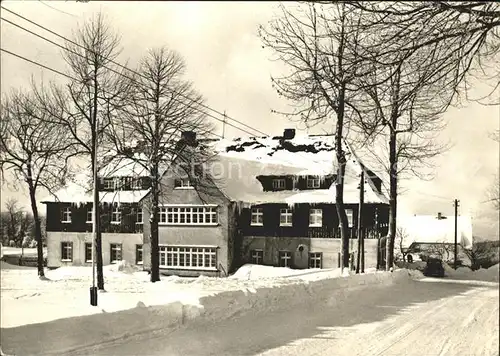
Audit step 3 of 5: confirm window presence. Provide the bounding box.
[250,249,264,265]
[103,178,113,190]
[136,244,143,265]
[110,243,122,263]
[159,246,217,269]
[61,242,73,261]
[251,208,263,226]
[158,206,218,225]
[309,208,323,227]
[131,178,142,190]
[346,209,354,227]
[279,251,292,268]
[307,177,321,189]
[61,207,71,223]
[136,208,143,224]
[309,252,322,269]
[280,208,293,227]
[113,178,122,190]
[174,178,194,189]
[272,179,286,190]
[86,208,93,224]
[111,205,121,224]
[85,242,92,263]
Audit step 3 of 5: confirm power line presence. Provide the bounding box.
[1,6,268,137]
[1,15,259,138]
[0,47,77,81]
[37,0,77,18]
[0,47,223,143]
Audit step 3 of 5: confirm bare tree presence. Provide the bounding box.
[107,47,214,282]
[0,90,70,277]
[348,1,500,107]
[34,13,129,289]
[259,3,369,269]
[394,227,409,263]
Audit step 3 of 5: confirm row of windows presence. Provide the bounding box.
[60,205,217,226]
[61,242,143,264]
[159,246,217,269]
[157,206,218,225]
[250,249,323,269]
[60,242,217,269]
[60,207,142,225]
[102,177,143,190]
[250,208,354,227]
[271,177,322,190]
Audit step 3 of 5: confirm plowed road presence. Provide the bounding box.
[63,278,499,356]
[2,278,498,356]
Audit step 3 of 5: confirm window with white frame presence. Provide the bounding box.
[111,205,121,224]
[309,208,323,227]
[309,252,322,269]
[113,178,122,190]
[110,243,122,263]
[61,242,73,261]
[272,178,286,190]
[103,178,113,190]
[85,242,92,263]
[307,176,321,189]
[159,246,217,269]
[346,209,354,227]
[280,208,293,227]
[136,208,143,225]
[131,178,142,190]
[86,208,93,224]
[250,249,264,264]
[158,206,218,225]
[279,250,292,268]
[250,208,263,226]
[174,178,194,189]
[61,207,71,223]
[136,244,143,265]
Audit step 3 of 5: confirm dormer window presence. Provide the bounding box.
[307,177,321,189]
[175,178,194,189]
[131,178,142,190]
[272,179,286,190]
[103,178,113,190]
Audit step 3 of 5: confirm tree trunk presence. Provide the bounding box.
[386,128,397,271]
[150,164,160,282]
[356,171,364,274]
[335,83,350,270]
[28,185,44,278]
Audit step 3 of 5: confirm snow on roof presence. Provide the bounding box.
[398,215,473,249]
[40,173,149,204]
[209,139,388,205]
[212,135,337,175]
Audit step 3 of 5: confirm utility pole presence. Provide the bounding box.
[222,111,226,139]
[453,199,460,270]
[356,170,364,274]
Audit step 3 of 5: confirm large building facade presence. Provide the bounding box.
[42,130,390,276]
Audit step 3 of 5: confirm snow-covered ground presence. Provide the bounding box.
[0,263,391,329]
[443,263,499,283]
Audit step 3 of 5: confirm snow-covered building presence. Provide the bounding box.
[41,129,390,275]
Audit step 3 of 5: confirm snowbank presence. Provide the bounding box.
[0,265,419,355]
[444,263,499,282]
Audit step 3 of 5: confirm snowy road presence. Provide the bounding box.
[58,279,498,356]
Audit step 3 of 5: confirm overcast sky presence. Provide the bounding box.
[1,1,499,239]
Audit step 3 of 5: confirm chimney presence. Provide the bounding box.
[181,131,197,147]
[283,128,295,140]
